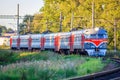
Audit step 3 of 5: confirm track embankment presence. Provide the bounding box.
[70,58,120,80]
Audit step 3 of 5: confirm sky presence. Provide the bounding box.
[0,0,44,30]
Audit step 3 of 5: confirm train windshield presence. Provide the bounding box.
[87,34,108,39]
[98,34,108,38]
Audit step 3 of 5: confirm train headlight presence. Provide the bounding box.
[95,27,99,31]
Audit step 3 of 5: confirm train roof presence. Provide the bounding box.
[83,27,107,34]
[11,27,107,38]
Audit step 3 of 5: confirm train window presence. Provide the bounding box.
[21,39,28,42]
[98,34,108,39]
[66,38,69,42]
[61,38,65,42]
[90,34,108,39]
[104,34,108,38]
[87,34,107,39]
[74,35,78,41]
[50,36,54,42]
[98,34,104,38]
[61,36,65,42]
[45,38,50,42]
[75,37,79,41]
[12,39,17,42]
[32,38,40,42]
[90,34,97,38]
[84,34,89,38]
[51,38,54,42]
[61,38,66,42]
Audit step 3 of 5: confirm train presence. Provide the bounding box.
[10,27,108,56]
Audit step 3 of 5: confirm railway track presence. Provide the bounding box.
[69,58,120,80]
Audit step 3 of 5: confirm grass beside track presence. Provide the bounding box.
[0,50,108,80]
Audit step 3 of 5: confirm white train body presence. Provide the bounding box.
[10,27,108,56]
[20,35,29,48]
[11,36,18,48]
[44,33,56,49]
[31,34,41,49]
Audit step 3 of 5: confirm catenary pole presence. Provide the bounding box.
[71,12,74,30]
[92,1,95,28]
[59,12,62,32]
[114,19,117,52]
[17,4,19,35]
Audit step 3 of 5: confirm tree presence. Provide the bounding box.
[19,15,34,34]
[0,25,7,35]
[32,13,45,33]
[32,0,120,49]
[7,28,14,32]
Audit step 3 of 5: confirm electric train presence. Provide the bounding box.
[10,27,108,56]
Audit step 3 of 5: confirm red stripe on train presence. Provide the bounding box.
[84,39,107,46]
[69,33,74,51]
[17,38,20,49]
[28,37,32,50]
[81,34,85,49]
[41,37,45,50]
[10,38,12,47]
[54,35,60,51]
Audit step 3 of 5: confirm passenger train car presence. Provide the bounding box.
[10,27,108,56]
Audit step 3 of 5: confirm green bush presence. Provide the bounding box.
[0,57,106,80]
[0,50,18,65]
[0,50,107,80]
[77,58,105,76]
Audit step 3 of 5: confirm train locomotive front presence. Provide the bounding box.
[83,28,108,56]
